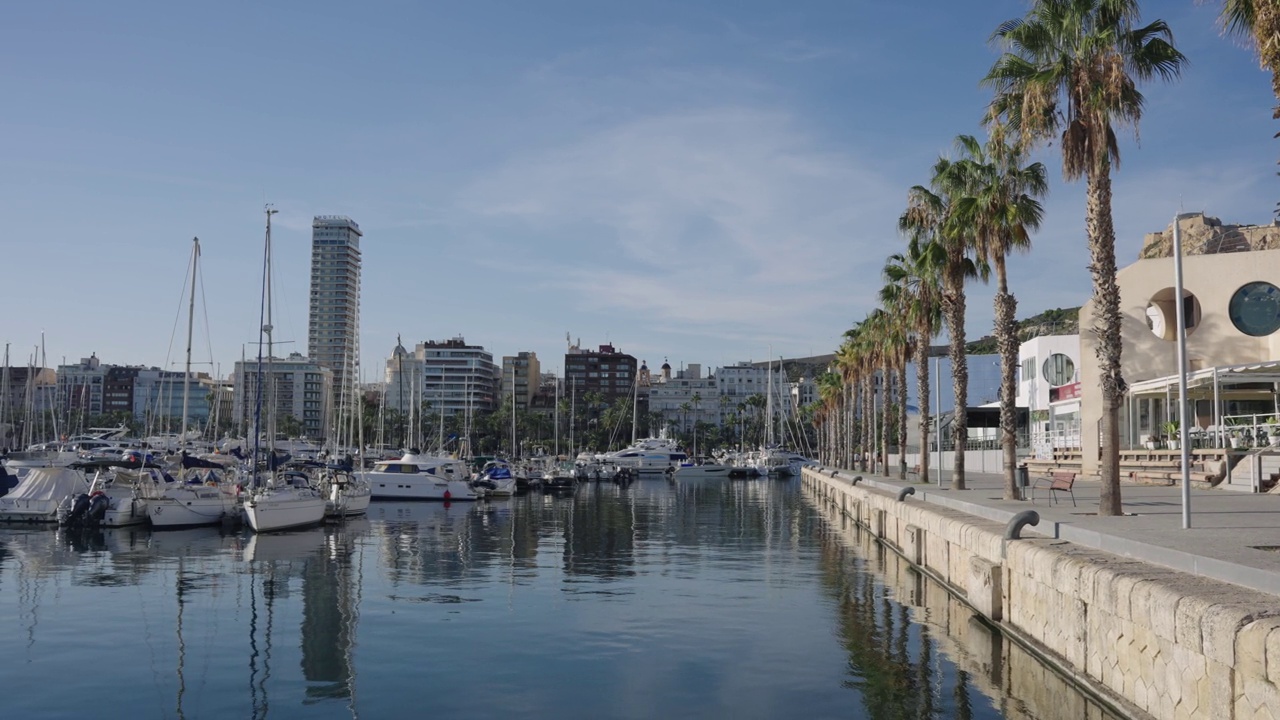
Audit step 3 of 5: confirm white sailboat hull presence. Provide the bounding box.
[150,487,238,528]
[244,487,327,532]
[326,480,372,517]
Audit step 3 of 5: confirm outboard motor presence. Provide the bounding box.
[64,493,91,525]
[86,492,109,524]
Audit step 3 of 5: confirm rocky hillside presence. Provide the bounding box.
[965,307,1079,354]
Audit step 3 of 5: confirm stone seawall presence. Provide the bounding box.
[802,468,1280,720]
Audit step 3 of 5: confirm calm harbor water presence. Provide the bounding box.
[0,478,1117,719]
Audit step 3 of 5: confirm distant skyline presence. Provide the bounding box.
[3,1,1276,379]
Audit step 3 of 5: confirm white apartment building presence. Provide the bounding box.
[308,216,362,398]
[648,363,719,433]
[716,361,792,419]
[57,354,107,417]
[234,353,333,440]
[384,337,498,417]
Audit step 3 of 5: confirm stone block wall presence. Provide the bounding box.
[803,468,1280,720]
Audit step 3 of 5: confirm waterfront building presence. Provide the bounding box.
[56,354,107,417]
[649,363,720,434]
[233,353,333,440]
[132,368,212,430]
[715,361,790,419]
[308,215,362,404]
[501,352,541,412]
[563,343,638,406]
[0,365,56,446]
[384,337,498,417]
[1080,213,1280,478]
[1016,335,1082,453]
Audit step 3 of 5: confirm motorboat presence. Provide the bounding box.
[0,467,88,522]
[674,462,731,479]
[602,438,688,475]
[357,452,477,501]
[471,461,517,498]
[243,471,328,533]
[3,443,82,478]
[58,465,161,528]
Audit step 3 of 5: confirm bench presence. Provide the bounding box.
[906,464,921,481]
[1031,471,1077,506]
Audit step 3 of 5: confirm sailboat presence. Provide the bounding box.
[149,238,243,528]
[243,206,328,533]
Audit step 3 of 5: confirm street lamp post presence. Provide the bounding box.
[1173,212,1197,529]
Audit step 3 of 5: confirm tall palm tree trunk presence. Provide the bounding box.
[881,361,892,476]
[917,335,932,485]
[994,256,1020,499]
[1089,171,1123,516]
[862,379,873,472]
[897,360,908,480]
[945,265,969,491]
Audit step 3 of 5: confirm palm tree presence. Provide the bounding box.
[883,235,945,484]
[679,401,693,445]
[986,0,1185,514]
[877,286,916,481]
[901,145,987,490]
[951,134,1048,499]
[1215,1,1280,117]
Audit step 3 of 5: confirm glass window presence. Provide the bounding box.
[1042,354,1075,387]
[1229,282,1280,337]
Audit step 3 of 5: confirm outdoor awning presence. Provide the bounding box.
[1127,360,1280,398]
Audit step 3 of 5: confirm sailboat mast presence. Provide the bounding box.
[265,207,277,455]
[180,237,199,447]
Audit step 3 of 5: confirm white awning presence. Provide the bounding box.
[1128,360,1280,397]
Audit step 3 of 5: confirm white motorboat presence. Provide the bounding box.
[674,463,731,479]
[4,444,82,478]
[0,467,88,522]
[471,461,517,497]
[243,472,328,533]
[358,452,477,501]
[603,438,688,475]
[58,466,160,528]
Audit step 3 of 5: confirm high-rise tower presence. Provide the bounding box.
[308,216,362,412]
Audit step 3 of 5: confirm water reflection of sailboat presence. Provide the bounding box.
[241,522,368,715]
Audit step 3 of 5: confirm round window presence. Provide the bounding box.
[1229,282,1280,337]
[1042,353,1075,387]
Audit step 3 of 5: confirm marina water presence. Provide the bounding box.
[0,478,1117,719]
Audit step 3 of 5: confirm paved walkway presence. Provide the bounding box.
[816,463,1280,596]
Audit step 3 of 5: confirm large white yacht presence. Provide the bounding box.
[358,452,477,501]
[600,438,688,475]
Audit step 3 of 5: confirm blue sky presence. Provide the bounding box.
[2,1,1275,380]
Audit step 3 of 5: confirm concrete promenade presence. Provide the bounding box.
[820,463,1280,597]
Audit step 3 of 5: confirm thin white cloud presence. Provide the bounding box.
[458,107,896,345]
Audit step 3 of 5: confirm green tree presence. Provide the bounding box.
[986,0,1185,513]
[883,235,945,484]
[952,134,1047,499]
[900,141,989,490]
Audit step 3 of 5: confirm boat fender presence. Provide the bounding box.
[444,490,451,500]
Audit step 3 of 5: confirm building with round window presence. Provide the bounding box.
[1079,213,1280,480]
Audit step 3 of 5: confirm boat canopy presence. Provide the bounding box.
[5,467,87,501]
